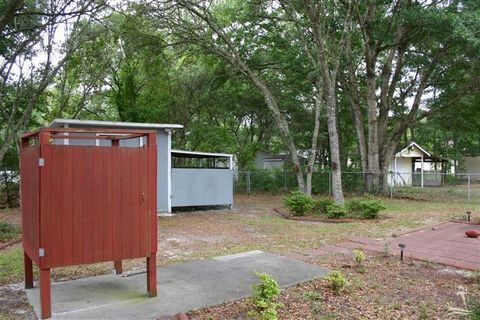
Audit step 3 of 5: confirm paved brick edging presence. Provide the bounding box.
[303,222,480,271]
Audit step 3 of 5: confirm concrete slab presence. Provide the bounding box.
[26,251,329,319]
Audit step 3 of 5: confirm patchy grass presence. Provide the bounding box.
[0,194,475,319]
[0,222,20,241]
[0,246,23,285]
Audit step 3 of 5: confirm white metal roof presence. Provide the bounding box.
[395,142,431,158]
[171,149,233,159]
[49,119,183,130]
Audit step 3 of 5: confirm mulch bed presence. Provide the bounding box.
[188,253,480,320]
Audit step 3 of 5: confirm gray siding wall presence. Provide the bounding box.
[156,131,169,213]
[171,168,233,207]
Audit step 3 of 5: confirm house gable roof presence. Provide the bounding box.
[395,142,431,158]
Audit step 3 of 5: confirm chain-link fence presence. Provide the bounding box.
[0,169,19,208]
[235,170,480,206]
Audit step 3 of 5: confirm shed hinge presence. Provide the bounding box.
[39,248,45,257]
[38,158,45,167]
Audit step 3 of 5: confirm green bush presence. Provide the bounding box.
[282,191,315,216]
[468,298,480,320]
[325,204,349,219]
[352,249,365,265]
[346,198,386,219]
[326,271,347,294]
[313,198,334,215]
[248,272,284,320]
[0,222,20,241]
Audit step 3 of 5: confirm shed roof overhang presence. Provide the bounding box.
[49,119,183,130]
[171,149,233,159]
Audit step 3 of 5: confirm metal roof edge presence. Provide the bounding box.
[49,119,183,129]
[171,149,233,158]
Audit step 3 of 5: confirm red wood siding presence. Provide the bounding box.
[20,145,40,264]
[20,128,157,269]
[38,145,152,268]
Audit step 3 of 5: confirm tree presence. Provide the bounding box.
[0,0,106,164]
[340,0,480,192]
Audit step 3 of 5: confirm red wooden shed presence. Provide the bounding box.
[20,128,158,319]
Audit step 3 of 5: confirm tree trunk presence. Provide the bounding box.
[305,82,322,196]
[324,84,344,204]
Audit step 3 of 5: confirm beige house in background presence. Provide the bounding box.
[388,142,448,187]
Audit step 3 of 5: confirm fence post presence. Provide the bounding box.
[328,171,332,196]
[468,174,471,204]
[390,172,394,199]
[247,171,251,195]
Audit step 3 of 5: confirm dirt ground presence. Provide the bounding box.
[0,194,478,319]
[189,252,480,320]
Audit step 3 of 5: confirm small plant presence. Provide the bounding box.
[346,198,386,219]
[467,298,480,319]
[326,271,347,294]
[303,290,322,301]
[313,198,334,215]
[248,272,284,320]
[0,222,20,241]
[467,270,480,284]
[325,204,349,219]
[282,191,315,216]
[383,243,390,257]
[353,249,365,265]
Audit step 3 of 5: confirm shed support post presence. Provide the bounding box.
[114,260,123,275]
[24,252,33,289]
[40,268,51,319]
[147,254,157,297]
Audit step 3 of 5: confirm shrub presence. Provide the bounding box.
[0,222,20,241]
[282,191,314,216]
[248,272,284,320]
[352,249,365,265]
[303,290,322,301]
[346,198,386,219]
[326,271,347,294]
[467,298,480,320]
[313,198,334,215]
[325,204,349,219]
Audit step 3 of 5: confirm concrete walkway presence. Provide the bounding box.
[26,251,329,319]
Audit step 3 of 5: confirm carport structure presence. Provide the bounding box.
[49,119,234,213]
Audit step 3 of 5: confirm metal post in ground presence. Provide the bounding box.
[247,172,251,195]
[390,172,394,199]
[468,174,471,205]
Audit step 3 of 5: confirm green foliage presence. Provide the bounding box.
[313,198,334,215]
[468,298,480,320]
[352,249,365,265]
[326,271,347,294]
[0,222,20,241]
[346,198,386,219]
[303,290,322,301]
[282,191,315,216]
[0,247,23,284]
[249,272,284,320]
[325,204,349,219]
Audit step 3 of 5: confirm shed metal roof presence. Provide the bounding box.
[50,119,183,130]
[171,149,233,159]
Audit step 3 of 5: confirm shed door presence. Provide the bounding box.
[39,145,151,268]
